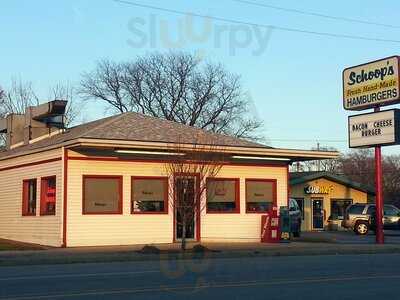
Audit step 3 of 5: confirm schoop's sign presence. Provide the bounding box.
[343,56,400,110]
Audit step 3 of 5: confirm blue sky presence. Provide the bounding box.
[1,0,400,154]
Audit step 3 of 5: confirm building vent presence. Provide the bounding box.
[0,100,68,150]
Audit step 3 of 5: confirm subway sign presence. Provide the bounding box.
[304,185,333,194]
[343,56,400,110]
[348,109,400,148]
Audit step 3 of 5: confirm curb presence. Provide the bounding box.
[1,244,400,267]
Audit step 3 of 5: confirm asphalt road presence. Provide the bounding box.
[1,253,400,300]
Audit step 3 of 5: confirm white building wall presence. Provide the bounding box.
[67,157,288,247]
[0,149,63,246]
[201,165,288,242]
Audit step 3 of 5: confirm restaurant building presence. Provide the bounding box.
[290,172,374,231]
[0,101,337,247]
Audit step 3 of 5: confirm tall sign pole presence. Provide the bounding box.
[343,56,400,244]
[374,107,384,244]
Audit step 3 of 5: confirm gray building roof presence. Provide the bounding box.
[290,171,375,195]
[0,112,269,159]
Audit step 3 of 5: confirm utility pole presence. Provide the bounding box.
[317,142,321,172]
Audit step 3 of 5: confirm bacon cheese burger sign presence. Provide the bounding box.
[343,56,400,110]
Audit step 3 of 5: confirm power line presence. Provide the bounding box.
[268,139,347,143]
[231,0,400,29]
[112,0,400,44]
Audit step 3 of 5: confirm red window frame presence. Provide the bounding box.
[22,179,37,216]
[40,176,56,216]
[82,175,123,215]
[245,179,277,214]
[206,178,240,214]
[131,176,169,214]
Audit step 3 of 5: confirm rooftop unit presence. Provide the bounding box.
[0,100,67,150]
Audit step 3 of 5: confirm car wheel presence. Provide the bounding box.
[355,221,369,235]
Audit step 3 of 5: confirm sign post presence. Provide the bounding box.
[374,107,384,244]
[343,56,400,244]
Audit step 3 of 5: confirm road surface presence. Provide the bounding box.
[1,253,399,299]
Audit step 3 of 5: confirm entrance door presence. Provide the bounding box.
[175,176,197,241]
[312,198,324,230]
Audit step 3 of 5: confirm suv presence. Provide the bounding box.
[289,198,302,237]
[342,203,400,235]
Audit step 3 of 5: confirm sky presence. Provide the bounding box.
[1,0,400,155]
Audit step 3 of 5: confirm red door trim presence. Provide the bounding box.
[205,177,241,214]
[82,175,123,215]
[173,173,201,242]
[62,148,68,247]
[245,178,278,213]
[131,176,169,215]
[287,165,290,207]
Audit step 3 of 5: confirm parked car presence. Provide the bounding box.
[289,198,302,237]
[342,203,400,235]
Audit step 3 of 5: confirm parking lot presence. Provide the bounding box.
[299,230,400,244]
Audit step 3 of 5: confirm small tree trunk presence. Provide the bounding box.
[181,219,187,251]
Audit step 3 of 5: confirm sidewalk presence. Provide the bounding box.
[2,240,400,266]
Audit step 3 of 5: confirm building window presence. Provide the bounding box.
[83,176,122,215]
[293,198,305,220]
[131,177,168,214]
[22,179,37,216]
[246,179,276,213]
[40,176,56,216]
[330,199,353,220]
[206,178,239,213]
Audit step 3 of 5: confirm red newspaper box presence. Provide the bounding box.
[261,207,280,243]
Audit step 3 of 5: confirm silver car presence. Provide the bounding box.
[342,203,400,235]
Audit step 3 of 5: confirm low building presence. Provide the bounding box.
[0,101,337,247]
[290,172,375,231]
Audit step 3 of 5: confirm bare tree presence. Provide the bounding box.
[339,149,375,189]
[293,146,342,173]
[0,86,4,104]
[49,83,84,127]
[0,80,83,126]
[0,79,39,116]
[0,80,84,146]
[164,135,225,251]
[0,80,39,146]
[339,150,400,207]
[0,86,5,148]
[383,155,400,207]
[80,52,264,141]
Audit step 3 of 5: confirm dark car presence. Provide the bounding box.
[289,198,302,237]
[342,203,400,235]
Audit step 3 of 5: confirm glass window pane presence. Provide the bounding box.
[384,205,400,216]
[41,177,56,215]
[23,179,37,216]
[207,179,237,212]
[84,177,121,214]
[348,205,365,215]
[330,199,352,220]
[246,180,274,212]
[132,178,167,213]
[293,198,304,220]
[367,206,376,215]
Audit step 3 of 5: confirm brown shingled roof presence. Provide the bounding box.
[0,112,269,159]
